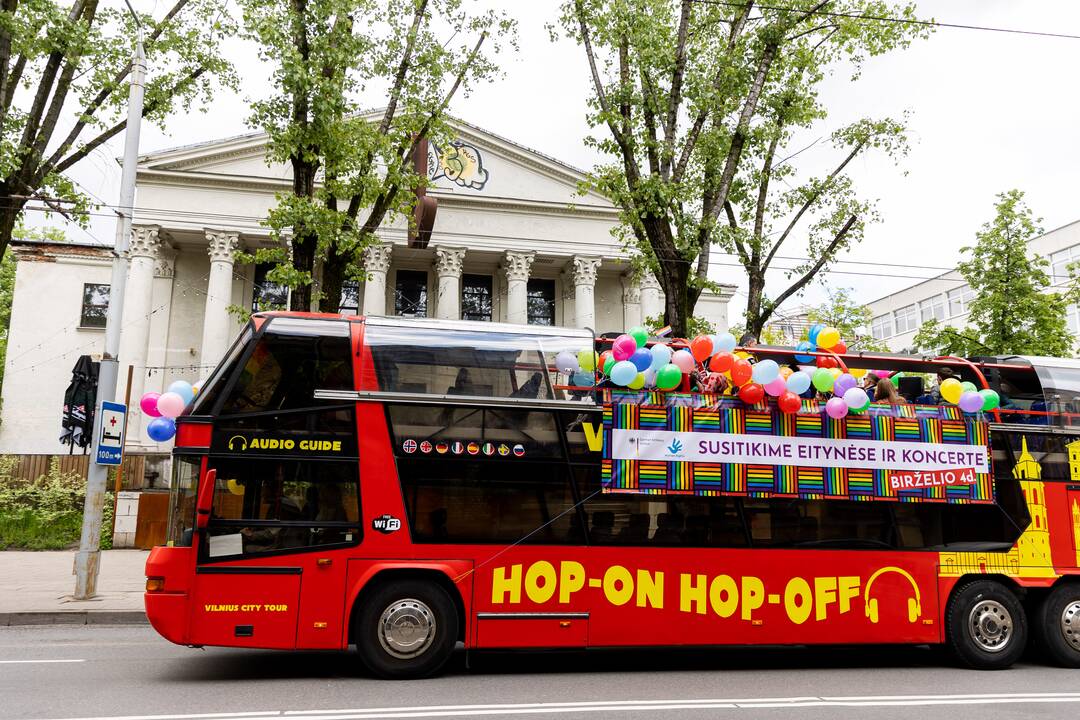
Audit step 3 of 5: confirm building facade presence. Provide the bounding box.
[0,115,734,465]
[865,219,1080,352]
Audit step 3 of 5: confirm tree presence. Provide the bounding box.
[806,286,887,351]
[240,0,514,312]
[558,0,924,338]
[0,0,236,260]
[913,190,1077,357]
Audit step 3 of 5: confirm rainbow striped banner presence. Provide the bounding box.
[601,398,995,505]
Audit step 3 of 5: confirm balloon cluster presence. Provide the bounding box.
[938,377,999,414]
[139,380,198,442]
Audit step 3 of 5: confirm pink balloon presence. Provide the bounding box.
[764,377,787,397]
[671,349,696,374]
[874,370,893,379]
[140,392,162,418]
[156,391,186,419]
[611,334,637,362]
[825,396,849,419]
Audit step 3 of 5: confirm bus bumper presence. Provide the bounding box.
[144,545,193,645]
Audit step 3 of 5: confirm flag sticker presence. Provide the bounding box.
[402,439,417,454]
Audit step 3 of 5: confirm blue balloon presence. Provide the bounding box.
[629,348,652,372]
[167,380,194,406]
[714,332,737,353]
[571,371,595,387]
[610,360,639,386]
[751,359,780,385]
[649,343,672,371]
[786,371,811,395]
[146,417,176,442]
[807,324,825,346]
[795,341,816,364]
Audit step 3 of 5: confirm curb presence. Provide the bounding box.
[0,611,147,627]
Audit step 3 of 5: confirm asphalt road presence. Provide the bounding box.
[2,625,1080,720]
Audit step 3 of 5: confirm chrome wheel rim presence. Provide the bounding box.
[378,598,436,659]
[969,599,1013,653]
[1061,601,1080,651]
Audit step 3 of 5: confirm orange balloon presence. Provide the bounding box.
[779,367,793,379]
[690,335,714,362]
[709,352,735,373]
[731,358,753,386]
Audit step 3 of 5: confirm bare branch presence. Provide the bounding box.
[768,214,857,310]
[660,0,692,178]
[724,200,750,266]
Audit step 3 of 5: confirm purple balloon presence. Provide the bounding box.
[833,373,857,396]
[959,390,984,413]
[825,396,849,420]
[629,348,653,373]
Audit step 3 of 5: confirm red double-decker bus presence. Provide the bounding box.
[145,313,1080,677]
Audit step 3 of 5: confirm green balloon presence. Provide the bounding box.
[891,372,903,387]
[850,399,872,414]
[812,367,835,393]
[603,356,616,376]
[656,363,682,390]
[979,388,1000,411]
[960,381,977,393]
[628,325,649,348]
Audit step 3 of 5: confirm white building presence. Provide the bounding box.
[0,115,735,463]
[865,219,1080,352]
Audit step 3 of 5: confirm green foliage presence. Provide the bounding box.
[913,190,1077,357]
[0,457,112,550]
[806,287,888,351]
[644,313,715,338]
[557,0,928,337]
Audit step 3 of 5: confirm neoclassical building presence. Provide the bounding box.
[0,114,734,464]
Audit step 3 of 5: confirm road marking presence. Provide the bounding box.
[0,659,85,664]
[31,693,1080,720]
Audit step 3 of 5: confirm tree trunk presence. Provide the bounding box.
[741,272,766,344]
[658,260,690,338]
[0,194,26,259]
[318,244,346,313]
[287,151,318,311]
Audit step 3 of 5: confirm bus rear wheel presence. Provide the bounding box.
[354,579,459,679]
[946,580,1026,670]
[1035,583,1080,668]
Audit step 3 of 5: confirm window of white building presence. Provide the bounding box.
[893,305,918,334]
[1050,244,1080,285]
[946,285,973,317]
[871,314,893,339]
[1066,304,1080,335]
[919,294,945,323]
[80,283,109,328]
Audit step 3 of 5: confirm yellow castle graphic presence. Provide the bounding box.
[939,436,1062,578]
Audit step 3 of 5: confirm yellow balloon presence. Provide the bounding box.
[577,349,598,372]
[940,378,963,404]
[628,372,645,390]
[829,367,842,379]
[850,368,867,379]
[780,367,793,379]
[226,478,244,496]
[817,327,841,349]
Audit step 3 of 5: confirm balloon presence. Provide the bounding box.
[850,368,867,379]
[612,334,637,361]
[959,390,984,413]
[817,327,840,350]
[875,370,893,379]
[833,373,857,396]
[555,351,579,375]
[167,380,194,406]
[714,332,737,353]
[191,385,200,398]
[571,371,594,387]
[629,348,653,373]
[812,368,835,393]
[156,392,186,419]
[979,388,1001,411]
[779,367,793,379]
[778,391,802,414]
[649,343,672,371]
[794,341,816,364]
[829,367,843,379]
[627,372,646,390]
[829,339,848,355]
[628,325,649,348]
[140,392,162,418]
[786,371,812,395]
[656,363,683,390]
[807,324,824,346]
[690,335,714,362]
[709,352,735,373]
[643,369,657,388]
[671,349,696,373]
[577,349,598,372]
[843,387,869,410]
[939,378,963,404]
[764,377,787,397]
[603,356,616,376]
[850,398,871,414]
[752,359,780,385]
[960,381,977,394]
[816,355,838,369]
[891,372,903,387]
[730,358,753,386]
[738,382,764,404]
[610,360,638,386]
[825,396,849,420]
[146,416,176,442]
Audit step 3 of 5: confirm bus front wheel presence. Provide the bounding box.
[946,580,1027,670]
[1035,583,1080,668]
[354,579,459,679]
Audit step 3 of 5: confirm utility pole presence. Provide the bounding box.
[75,24,146,599]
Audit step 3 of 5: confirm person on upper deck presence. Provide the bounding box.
[874,378,904,404]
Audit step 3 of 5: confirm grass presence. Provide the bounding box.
[0,509,85,550]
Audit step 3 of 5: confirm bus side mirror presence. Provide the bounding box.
[196,469,216,531]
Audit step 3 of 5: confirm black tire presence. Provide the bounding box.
[1035,583,1080,668]
[946,580,1027,670]
[354,579,459,679]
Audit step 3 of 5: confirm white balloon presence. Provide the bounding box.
[714,332,737,353]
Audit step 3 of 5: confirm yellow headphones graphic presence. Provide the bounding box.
[864,566,922,624]
[227,435,248,452]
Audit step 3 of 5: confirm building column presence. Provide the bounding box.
[140,247,177,440]
[200,230,239,370]
[621,273,642,329]
[503,251,535,324]
[433,245,466,320]
[570,256,601,331]
[639,271,663,326]
[117,225,162,439]
[361,242,394,316]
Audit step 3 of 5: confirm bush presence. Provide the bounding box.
[0,458,114,550]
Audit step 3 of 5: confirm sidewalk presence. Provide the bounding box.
[0,550,149,626]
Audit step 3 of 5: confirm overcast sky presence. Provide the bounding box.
[48,0,1080,321]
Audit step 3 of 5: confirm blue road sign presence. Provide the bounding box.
[94,401,127,466]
